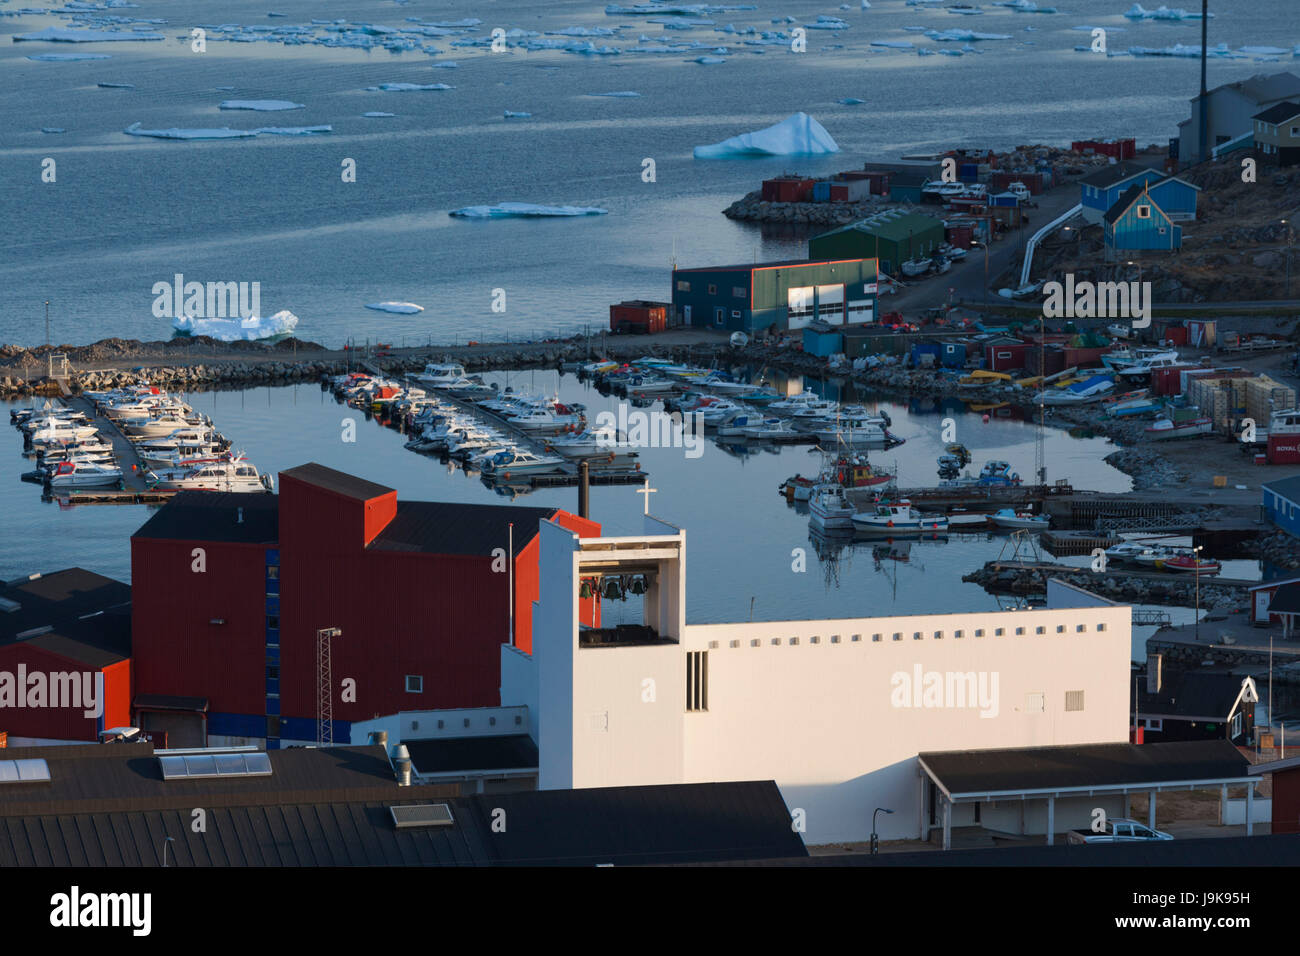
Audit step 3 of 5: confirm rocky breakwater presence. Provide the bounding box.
[962,564,1244,609]
[723,191,885,227]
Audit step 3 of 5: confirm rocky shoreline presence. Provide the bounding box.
[723,190,886,227]
[962,564,1244,610]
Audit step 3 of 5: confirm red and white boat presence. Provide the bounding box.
[1160,552,1221,575]
[1144,416,1213,440]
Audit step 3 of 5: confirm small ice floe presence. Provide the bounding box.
[1129,43,1242,58]
[939,48,964,56]
[42,128,67,134]
[993,0,1056,11]
[917,47,936,55]
[173,310,298,341]
[15,26,165,42]
[694,112,838,159]
[903,26,928,31]
[363,111,396,117]
[97,82,134,88]
[373,82,454,91]
[862,0,871,7]
[1124,3,1212,20]
[694,55,726,63]
[1239,46,1289,56]
[432,61,459,68]
[871,40,915,48]
[219,99,305,110]
[125,122,258,140]
[365,302,424,314]
[215,86,237,91]
[449,203,609,218]
[838,97,865,104]
[254,125,331,135]
[504,110,532,118]
[806,15,849,29]
[927,29,1012,41]
[1071,24,1124,31]
[589,90,642,96]
[26,52,113,61]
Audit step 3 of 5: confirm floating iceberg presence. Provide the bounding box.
[123,122,329,140]
[365,302,424,314]
[26,52,113,60]
[42,128,67,134]
[97,82,134,88]
[589,90,642,96]
[373,82,454,91]
[504,110,532,118]
[993,0,1056,11]
[449,203,609,219]
[1129,43,1241,58]
[1239,46,1288,55]
[926,29,1012,40]
[694,112,838,159]
[363,111,396,117]
[838,97,865,104]
[605,4,757,14]
[219,99,304,110]
[15,26,165,42]
[695,55,726,63]
[173,310,299,341]
[871,39,915,48]
[1124,3,1212,20]
[806,16,849,29]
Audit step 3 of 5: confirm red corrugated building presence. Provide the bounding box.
[130,465,600,748]
[984,339,1030,372]
[1072,138,1136,161]
[610,300,669,334]
[0,569,132,744]
[761,177,816,203]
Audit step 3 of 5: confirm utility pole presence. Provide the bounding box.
[1198,0,1209,163]
[44,300,51,380]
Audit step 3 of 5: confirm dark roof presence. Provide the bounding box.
[131,490,279,544]
[368,500,557,557]
[1253,99,1300,124]
[0,743,451,817]
[1137,671,1249,719]
[674,258,871,274]
[1079,160,1159,190]
[0,771,805,866]
[406,735,539,774]
[475,781,806,866]
[919,740,1251,796]
[0,568,131,669]
[1103,183,1148,225]
[133,694,209,713]
[699,833,1300,867]
[280,462,394,501]
[1264,474,1300,504]
[867,166,930,187]
[1269,582,1300,615]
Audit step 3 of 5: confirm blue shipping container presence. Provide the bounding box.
[959,163,979,183]
[812,181,832,202]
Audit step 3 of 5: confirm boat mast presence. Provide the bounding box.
[1035,318,1046,487]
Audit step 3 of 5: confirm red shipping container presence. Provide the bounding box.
[985,342,1029,372]
[1158,325,1188,346]
[991,171,1045,194]
[1152,364,1198,396]
[611,300,668,334]
[761,177,816,203]
[945,224,973,249]
[1072,138,1136,160]
[1269,434,1300,464]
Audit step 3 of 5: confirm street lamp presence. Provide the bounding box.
[1127,259,1143,285]
[1193,545,1203,642]
[871,806,894,855]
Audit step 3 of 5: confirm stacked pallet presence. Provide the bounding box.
[1246,375,1297,426]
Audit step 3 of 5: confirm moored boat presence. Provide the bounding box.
[851,500,950,536]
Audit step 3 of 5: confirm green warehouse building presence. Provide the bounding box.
[671,258,878,334]
[809,211,945,278]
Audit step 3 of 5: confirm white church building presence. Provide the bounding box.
[488,514,1134,846]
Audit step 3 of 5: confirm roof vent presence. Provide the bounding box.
[390,804,454,829]
[0,597,20,613]
[14,625,53,640]
[237,507,244,525]
[0,759,51,784]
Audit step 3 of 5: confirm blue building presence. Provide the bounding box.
[1145,175,1200,221]
[1079,161,1166,224]
[803,322,844,357]
[1104,183,1182,253]
[1263,475,1300,538]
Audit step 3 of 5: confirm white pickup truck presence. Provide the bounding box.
[1067,818,1175,845]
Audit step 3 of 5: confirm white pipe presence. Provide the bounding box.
[1020,203,1084,288]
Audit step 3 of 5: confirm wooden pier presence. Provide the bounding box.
[63,394,154,495]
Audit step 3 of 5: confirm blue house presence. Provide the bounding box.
[1263,475,1300,538]
[1104,183,1182,253]
[1079,161,1166,224]
[1146,175,1200,221]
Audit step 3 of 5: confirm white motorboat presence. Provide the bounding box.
[1145,416,1213,440]
[1035,375,1115,406]
[716,414,769,437]
[900,257,932,277]
[27,418,98,443]
[1129,545,1176,568]
[851,501,950,536]
[1103,541,1151,564]
[809,484,856,531]
[767,393,832,416]
[45,460,123,489]
[147,454,272,493]
[700,376,763,396]
[135,427,219,452]
[1115,351,1182,382]
[414,363,467,387]
[140,443,229,467]
[740,417,796,439]
[35,438,114,461]
[546,425,620,457]
[990,509,1050,530]
[122,412,209,438]
[480,449,566,477]
[699,400,753,425]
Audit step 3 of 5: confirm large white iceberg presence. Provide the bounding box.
[693,112,838,159]
[219,99,304,110]
[15,26,165,42]
[172,310,299,341]
[449,203,609,219]
[366,301,424,314]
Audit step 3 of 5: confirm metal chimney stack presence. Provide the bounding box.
[578,459,590,518]
[393,743,412,786]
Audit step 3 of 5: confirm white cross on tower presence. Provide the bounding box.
[636,478,658,515]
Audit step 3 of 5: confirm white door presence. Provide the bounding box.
[683,305,692,324]
[1255,589,1272,625]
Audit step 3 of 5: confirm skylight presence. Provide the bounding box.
[0,759,50,784]
[158,751,272,780]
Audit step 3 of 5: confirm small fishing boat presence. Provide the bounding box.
[716,414,766,437]
[900,257,932,277]
[414,363,468,387]
[1145,416,1213,440]
[1105,393,1162,418]
[809,484,856,530]
[1160,552,1222,575]
[990,509,1050,530]
[741,417,795,440]
[1103,541,1151,564]
[852,501,949,536]
[1129,546,1176,568]
[779,474,818,502]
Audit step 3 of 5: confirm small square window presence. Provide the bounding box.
[732,286,747,299]
[789,637,799,645]
[707,284,718,295]
[1015,627,1025,636]
[267,565,279,580]
[1036,626,1045,635]
[266,665,279,680]
[731,310,742,319]
[913,631,922,641]
[975,629,984,637]
[1076,624,1087,633]
[934,630,943,639]
[708,641,719,649]
[1056,625,1066,633]
[995,628,1005,637]
[831,635,841,644]
[1136,205,1151,219]
[267,615,280,630]
[893,632,902,642]
[730,640,740,648]
[771,638,781,645]
[810,635,820,644]
[405,675,423,693]
[676,280,690,292]
[750,639,761,647]
[1097,623,1107,632]
[854,634,863,642]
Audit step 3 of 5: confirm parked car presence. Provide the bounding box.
[1067,818,1174,845]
